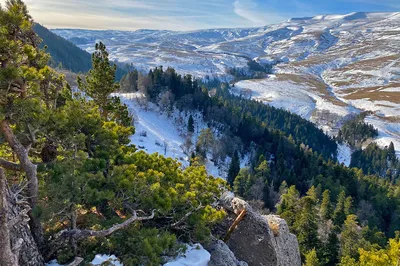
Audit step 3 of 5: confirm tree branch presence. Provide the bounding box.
[55,210,155,242]
[0,158,21,171]
[171,203,203,230]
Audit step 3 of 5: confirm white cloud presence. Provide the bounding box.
[233,0,285,26]
[0,0,241,30]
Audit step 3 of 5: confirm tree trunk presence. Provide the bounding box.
[0,168,18,266]
[0,120,44,247]
[69,205,78,256]
[0,168,44,266]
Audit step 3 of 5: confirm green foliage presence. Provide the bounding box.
[338,113,378,147]
[0,3,228,264]
[227,150,240,187]
[109,227,179,266]
[119,69,138,92]
[304,249,321,266]
[33,23,92,73]
[78,42,119,117]
[351,142,399,179]
[320,190,332,220]
[277,186,300,226]
[233,168,252,198]
[340,237,400,266]
[294,196,320,258]
[340,215,367,259]
[333,191,347,226]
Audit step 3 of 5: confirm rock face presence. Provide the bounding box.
[214,193,301,266]
[265,215,301,266]
[207,238,248,266]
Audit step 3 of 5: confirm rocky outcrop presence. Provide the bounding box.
[213,193,301,266]
[207,238,248,266]
[264,215,301,266]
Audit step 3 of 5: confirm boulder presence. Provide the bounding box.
[215,193,301,266]
[207,238,248,266]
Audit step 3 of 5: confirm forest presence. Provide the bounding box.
[337,113,378,147]
[0,1,400,266]
[119,65,400,265]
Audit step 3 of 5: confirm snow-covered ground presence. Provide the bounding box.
[46,245,210,266]
[337,143,352,167]
[46,255,123,266]
[365,115,400,158]
[117,93,228,178]
[164,244,210,266]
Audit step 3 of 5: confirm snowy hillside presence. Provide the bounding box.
[117,93,230,178]
[54,12,400,156]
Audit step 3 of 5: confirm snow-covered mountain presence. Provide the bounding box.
[53,12,400,156]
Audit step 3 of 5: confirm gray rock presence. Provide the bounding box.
[207,239,248,266]
[264,215,301,266]
[217,193,301,266]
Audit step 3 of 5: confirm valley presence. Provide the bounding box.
[54,12,400,157]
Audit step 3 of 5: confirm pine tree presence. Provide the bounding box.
[303,249,320,266]
[188,115,195,133]
[78,42,119,118]
[277,186,300,226]
[228,150,241,186]
[321,230,340,266]
[344,196,352,216]
[388,141,396,161]
[340,215,365,259]
[306,186,318,203]
[294,196,320,258]
[320,190,332,221]
[333,190,347,226]
[233,168,252,198]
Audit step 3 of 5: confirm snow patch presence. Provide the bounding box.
[365,115,400,158]
[337,143,352,167]
[164,244,210,266]
[46,255,122,266]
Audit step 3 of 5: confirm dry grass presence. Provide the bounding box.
[333,54,400,72]
[276,73,348,107]
[343,83,400,103]
[268,221,280,237]
[377,116,400,123]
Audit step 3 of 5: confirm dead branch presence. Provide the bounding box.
[0,158,21,171]
[54,210,155,242]
[171,203,203,230]
[224,209,247,242]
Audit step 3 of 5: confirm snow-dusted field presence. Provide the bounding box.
[55,11,400,157]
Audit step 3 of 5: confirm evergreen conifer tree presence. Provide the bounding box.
[188,115,195,133]
[227,150,240,186]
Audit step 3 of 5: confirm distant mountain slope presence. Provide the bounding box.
[53,12,400,155]
[34,24,128,80]
[34,23,92,73]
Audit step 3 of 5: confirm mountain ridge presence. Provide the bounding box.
[53,11,400,156]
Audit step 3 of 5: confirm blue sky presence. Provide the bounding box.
[1,0,399,30]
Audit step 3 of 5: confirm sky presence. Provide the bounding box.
[1,0,399,31]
